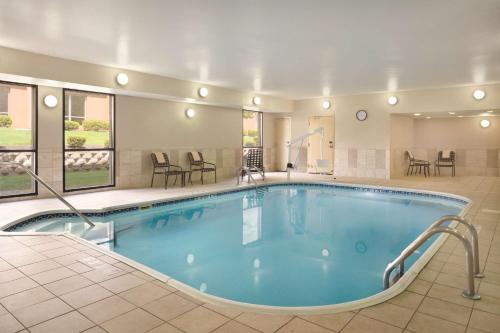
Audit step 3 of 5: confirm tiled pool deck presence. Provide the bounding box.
[0,173,499,333]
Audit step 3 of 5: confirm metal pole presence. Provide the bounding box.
[1,162,95,227]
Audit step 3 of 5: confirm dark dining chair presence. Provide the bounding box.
[406,151,431,177]
[187,151,216,184]
[434,150,456,176]
[150,152,183,189]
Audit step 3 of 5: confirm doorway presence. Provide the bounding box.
[307,116,334,173]
[274,117,291,171]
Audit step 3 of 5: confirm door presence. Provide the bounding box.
[307,116,334,173]
[274,117,291,171]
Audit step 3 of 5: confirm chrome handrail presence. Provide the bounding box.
[383,225,480,300]
[0,162,95,227]
[236,166,258,187]
[429,215,483,277]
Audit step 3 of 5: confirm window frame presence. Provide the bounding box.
[62,88,116,192]
[0,80,38,199]
[241,110,264,149]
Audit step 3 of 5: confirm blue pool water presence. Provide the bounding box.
[12,184,465,307]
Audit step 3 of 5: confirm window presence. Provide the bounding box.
[242,110,263,148]
[63,89,115,191]
[0,81,37,198]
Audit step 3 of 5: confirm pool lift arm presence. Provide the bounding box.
[286,127,324,181]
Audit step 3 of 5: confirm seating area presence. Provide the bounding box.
[406,150,456,177]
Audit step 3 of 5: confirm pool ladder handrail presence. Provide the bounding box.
[383,215,482,300]
[0,162,95,227]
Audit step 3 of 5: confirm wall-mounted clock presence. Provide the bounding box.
[356,110,368,121]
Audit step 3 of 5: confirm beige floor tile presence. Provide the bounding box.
[236,312,293,333]
[418,297,471,325]
[203,303,242,319]
[11,297,72,327]
[407,312,466,333]
[17,259,62,276]
[342,315,402,333]
[360,302,414,328]
[66,262,93,274]
[175,291,205,305]
[148,322,184,333]
[479,281,500,299]
[2,252,47,267]
[142,293,198,321]
[44,275,94,296]
[0,276,39,298]
[0,258,13,272]
[131,270,155,281]
[0,286,54,312]
[0,313,24,333]
[469,309,500,333]
[99,273,146,293]
[54,252,94,266]
[0,268,24,284]
[30,240,66,253]
[29,311,94,333]
[82,265,127,283]
[41,246,79,259]
[212,320,259,333]
[388,291,424,310]
[473,294,500,315]
[83,327,108,333]
[427,283,474,307]
[101,308,163,333]
[276,317,333,333]
[119,282,171,306]
[30,266,77,285]
[97,255,119,265]
[170,306,229,333]
[299,311,355,331]
[60,284,113,308]
[407,278,432,295]
[80,295,136,324]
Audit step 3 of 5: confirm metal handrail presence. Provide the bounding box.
[383,225,480,300]
[0,162,95,227]
[429,215,483,277]
[236,166,259,187]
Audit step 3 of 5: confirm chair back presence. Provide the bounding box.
[438,151,455,162]
[246,148,264,169]
[405,151,415,162]
[188,151,204,167]
[151,153,170,168]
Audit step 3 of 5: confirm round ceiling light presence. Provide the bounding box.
[322,100,331,110]
[425,116,432,119]
[473,89,486,100]
[116,73,129,86]
[253,96,262,106]
[387,96,398,105]
[413,113,421,116]
[185,108,195,119]
[480,119,491,128]
[198,87,208,98]
[43,95,58,108]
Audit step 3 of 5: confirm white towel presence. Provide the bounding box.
[191,151,201,161]
[154,152,166,164]
[442,150,451,159]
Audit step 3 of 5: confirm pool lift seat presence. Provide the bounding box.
[383,215,483,300]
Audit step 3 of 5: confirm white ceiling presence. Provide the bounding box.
[0,0,500,99]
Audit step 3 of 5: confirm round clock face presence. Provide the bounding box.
[356,110,368,121]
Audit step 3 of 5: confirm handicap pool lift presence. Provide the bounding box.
[286,127,328,181]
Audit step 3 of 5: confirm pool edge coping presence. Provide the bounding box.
[0,180,472,314]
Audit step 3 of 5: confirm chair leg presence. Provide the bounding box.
[174,174,178,185]
[166,174,170,189]
[406,164,411,176]
[201,171,204,185]
[214,169,217,183]
[151,172,155,187]
[438,166,440,176]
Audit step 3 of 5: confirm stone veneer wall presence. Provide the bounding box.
[334,147,390,179]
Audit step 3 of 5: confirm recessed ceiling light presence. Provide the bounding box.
[413,113,421,116]
[387,96,398,105]
[480,119,491,128]
[322,100,331,110]
[487,110,494,113]
[448,112,456,115]
[425,116,432,119]
[185,108,195,119]
[253,96,262,106]
[43,95,58,108]
[473,89,486,100]
[116,73,129,86]
[198,87,208,98]
[457,115,464,118]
